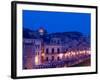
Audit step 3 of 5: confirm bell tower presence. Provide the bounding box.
[38,27,47,64]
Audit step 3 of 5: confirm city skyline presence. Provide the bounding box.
[23,27,91,69]
[23,10,91,69]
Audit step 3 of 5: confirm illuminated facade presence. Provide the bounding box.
[23,27,90,69]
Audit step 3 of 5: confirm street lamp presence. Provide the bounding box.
[59,53,63,59]
[35,55,39,65]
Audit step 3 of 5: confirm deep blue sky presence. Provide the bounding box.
[23,10,91,35]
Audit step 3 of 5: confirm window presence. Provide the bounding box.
[52,56,54,61]
[46,48,49,54]
[57,57,60,60]
[51,40,54,44]
[54,40,56,44]
[52,48,54,53]
[57,40,60,44]
[57,48,60,53]
[35,45,40,49]
[46,57,48,61]
[51,40,56,44]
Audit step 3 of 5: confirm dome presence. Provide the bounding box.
[38,27,46,36]
[39,28,44,33]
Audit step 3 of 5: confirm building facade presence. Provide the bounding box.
[23,27,90,69]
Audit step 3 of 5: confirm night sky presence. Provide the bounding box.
[23,10,91,35]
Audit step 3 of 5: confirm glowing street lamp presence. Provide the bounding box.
[65,53,68,57]
[79,50,82,54]
[72,52,75,56]
[87,50,91,54]
[35,55,39,65]
[42,52,45,57]
[83,50,86,53]
[59,53,63,59]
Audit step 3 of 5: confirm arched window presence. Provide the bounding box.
[46,57,48,61]
[57,48,60,53]
[57,57,60,60]
[46,48,49,54]
[52,48,54,53]
[52,56,54,61]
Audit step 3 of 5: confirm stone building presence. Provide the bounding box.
[23,27,90,69]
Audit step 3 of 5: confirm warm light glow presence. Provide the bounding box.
[67,52,70,57]
[64,53,67,57]
[39,29,44,33]
[42,53,45,57]
[72,52,75,55]
[65,53,68,57]
[59,53,63,59]
[79,51,82,54]
[76,52,78,55]
[86,50,91,54]
[35,55,39,65]
[58,50,90,60]
[88,50,91,54]
[83,50,86,53]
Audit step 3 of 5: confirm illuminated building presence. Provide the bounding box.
[23,27,90,69]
